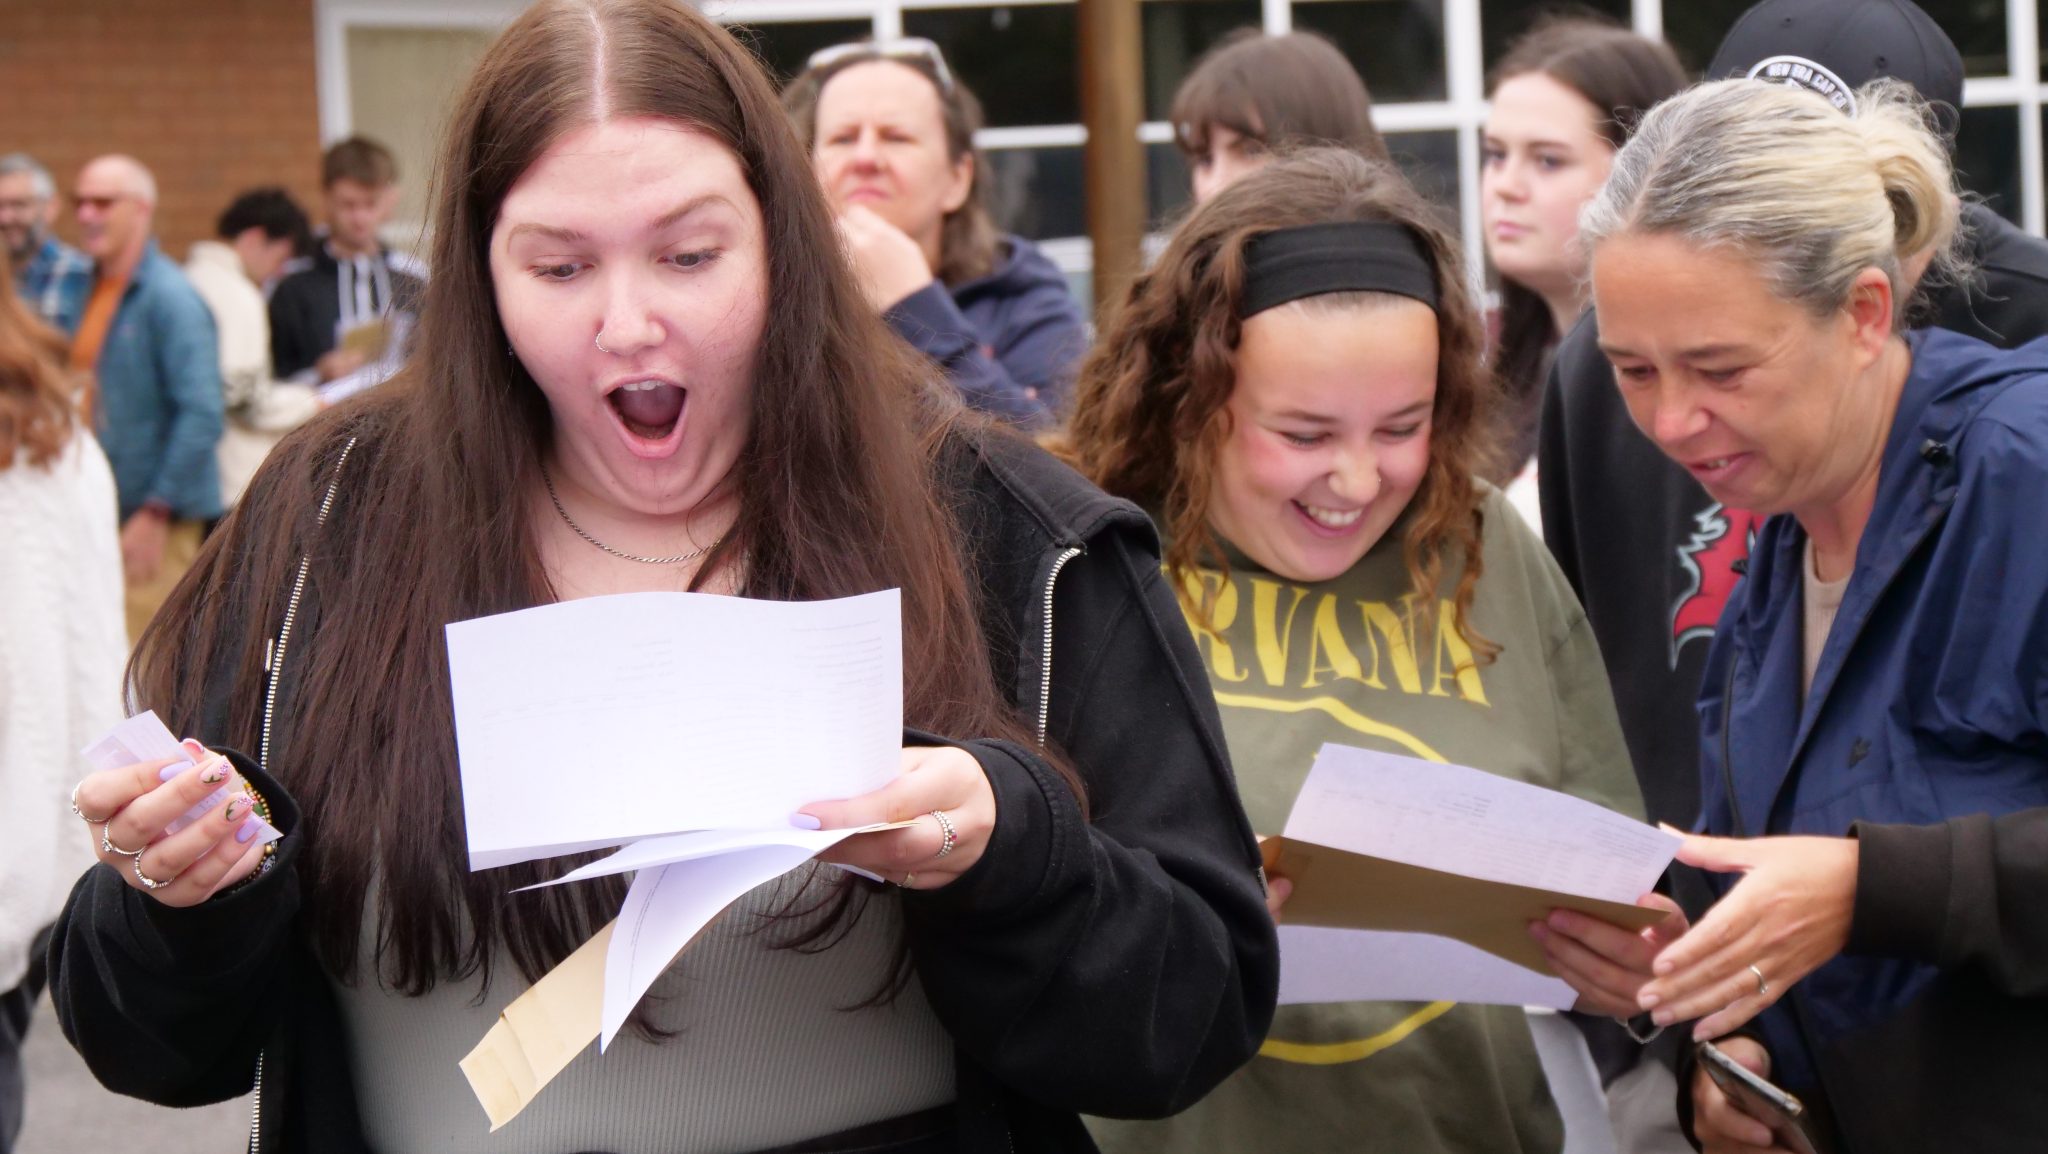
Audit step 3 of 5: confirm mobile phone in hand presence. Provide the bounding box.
[1697,1040,1823,1154]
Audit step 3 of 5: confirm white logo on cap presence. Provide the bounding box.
[1746,54,1858,115]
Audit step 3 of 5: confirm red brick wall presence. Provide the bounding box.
[0,0,324,259]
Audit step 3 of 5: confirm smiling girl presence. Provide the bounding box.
[1062,148,1642,1154]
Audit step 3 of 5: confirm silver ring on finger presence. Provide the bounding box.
[1749,963,1769,998]
[71,781,111,824]
[929,809,957,859]
[102,822,148,857]
[131,849,176,891]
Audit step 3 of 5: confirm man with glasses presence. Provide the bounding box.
[0,153,90,335]
[69,154,224,641]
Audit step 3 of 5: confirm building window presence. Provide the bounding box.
[903,5,1082,127]
[729,19,876,84]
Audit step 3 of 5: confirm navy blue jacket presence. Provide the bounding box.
[1695,328,2048,1144]
[886,235,1087,429]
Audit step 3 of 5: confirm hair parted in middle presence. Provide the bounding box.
[130,0,1031,998]
[1056,146,1500,660]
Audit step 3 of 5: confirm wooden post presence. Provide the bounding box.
[1078,0,1144,318]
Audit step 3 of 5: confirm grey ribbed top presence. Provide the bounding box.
[329,865,955,1153]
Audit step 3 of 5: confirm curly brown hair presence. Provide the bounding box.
[1053,147,1501,659]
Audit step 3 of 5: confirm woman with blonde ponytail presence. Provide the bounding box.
[1537,78,2048,1154]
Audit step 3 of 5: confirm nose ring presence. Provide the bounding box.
[594,332,612,355]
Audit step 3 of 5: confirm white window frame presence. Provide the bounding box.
[316,0,2048,278]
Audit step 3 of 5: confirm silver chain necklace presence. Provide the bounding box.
[541,464,717,566]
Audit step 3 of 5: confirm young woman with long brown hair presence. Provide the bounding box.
[1062,148,1641,1154]
[1480,18,1685,517]
[0,247,125,1154]
[46,3,1276,1151]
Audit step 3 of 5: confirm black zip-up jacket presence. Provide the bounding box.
[268,243,426,381]
[47,424,1279,1153]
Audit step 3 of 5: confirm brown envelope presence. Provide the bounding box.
[1261,836,1669,975]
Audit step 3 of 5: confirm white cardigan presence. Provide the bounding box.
[0,433,127,990]
[186,240,323,506]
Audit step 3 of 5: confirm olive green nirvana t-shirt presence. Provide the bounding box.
[1090,486,1641,1154]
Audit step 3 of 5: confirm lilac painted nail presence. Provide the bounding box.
[158,763,185,782]
[788,812,823,831]
[236,816,261,844]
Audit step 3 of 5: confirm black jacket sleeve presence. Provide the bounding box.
[903,524,1279,1119]
[269,275,322,381]
[1847,810,2048,996]
[47,752,304,1107]
[1537,312,1603,598]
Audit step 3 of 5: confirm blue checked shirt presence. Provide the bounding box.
[16,234,91,336]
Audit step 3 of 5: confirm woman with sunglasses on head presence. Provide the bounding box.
[784,39,1085,429]
[1480,17,1686,526]
[45,4,1277,1152]
[1062,147,1643,1154]
[1170,28,1390,206]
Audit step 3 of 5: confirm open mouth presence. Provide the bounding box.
[605,378,687,453]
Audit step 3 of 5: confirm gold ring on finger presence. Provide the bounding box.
[1749,963,1769,997]
[130,849,175,891]
[102,822,148,857]
[901,871,916,888]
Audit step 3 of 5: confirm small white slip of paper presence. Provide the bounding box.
[516,822,915,1050]
[81,711,281,846]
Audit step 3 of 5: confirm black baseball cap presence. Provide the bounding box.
[1707,0,1964,139]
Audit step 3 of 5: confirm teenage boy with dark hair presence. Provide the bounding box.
[267,135,424,389]
[187,188,322,507]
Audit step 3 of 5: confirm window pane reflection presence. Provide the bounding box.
[1290,0,1449,103]
[1385,130,1460,230]
[983,146,1087,240]
[1142,0,1263,121]
[904,5,1080,127]
[729,19,874,86]
[1480,0,1627,76]
[1955,104,2021,225]
[1147,141,1194,230]
[1947,0,2009,79]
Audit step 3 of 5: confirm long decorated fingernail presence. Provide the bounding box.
[223,793,252,823]
[198,758,230,785]
[236,816,261,843]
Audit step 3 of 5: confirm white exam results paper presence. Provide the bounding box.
[1277,744,1679,1008]
[445,589,903,870]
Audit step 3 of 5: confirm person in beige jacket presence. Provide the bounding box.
[184,189,319,507]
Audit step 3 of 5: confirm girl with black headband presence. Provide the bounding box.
[1059,147,1643,1154]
